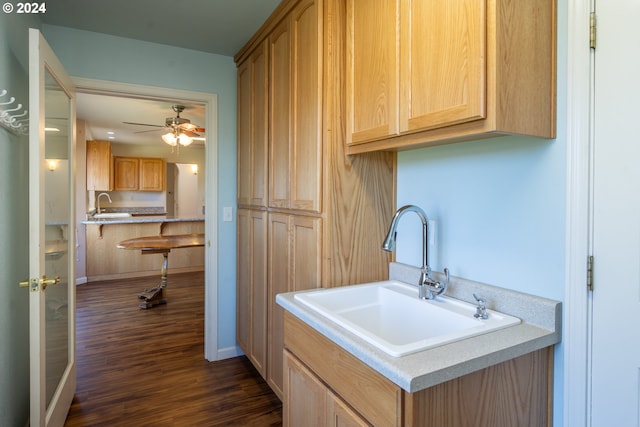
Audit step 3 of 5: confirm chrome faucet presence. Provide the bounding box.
[97,192,112,214]
[382,205,449,299]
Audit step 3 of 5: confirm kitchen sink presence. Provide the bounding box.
[294,280,520,357]
[93,212,132,218]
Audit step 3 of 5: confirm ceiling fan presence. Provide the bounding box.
[124,104,205,147]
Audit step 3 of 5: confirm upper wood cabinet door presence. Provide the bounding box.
[346,0,399,145]
[86,140,112,191]
[399,0,485,133]
[269,0,322,213]
[268,18,292,210]
[345,0,555,154]
[139,158,165,192]
[290,0,322,212]
[113,157,139,191]
[237,41,268,207]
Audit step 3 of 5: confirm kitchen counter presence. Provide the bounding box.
[84,216,205,281]
[276,262,561,393]
[82,215,205,225]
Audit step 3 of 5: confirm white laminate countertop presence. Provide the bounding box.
[276,262,562,393]
[82,215,205,225]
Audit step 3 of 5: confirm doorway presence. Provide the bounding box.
[167,162,203,217]
[73,77,219,360]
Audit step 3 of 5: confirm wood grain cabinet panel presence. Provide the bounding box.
[113,157,139,191]
[113,156,165,192]
[236,208,268,378]
[235,0,395,401]
[139,158,165,191]
[268,213,321,398]
[346,0,556,153]
[284,312,553,427]
[268,0,322,213]
[86,140,112,191]
[237,41,268,208]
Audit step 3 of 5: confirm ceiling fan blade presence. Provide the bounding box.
[181,130,201,137]
[194,127,206,133]
[134,128,165,134]
[123,121,165,128]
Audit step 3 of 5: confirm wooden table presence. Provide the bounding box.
[117,234,205,308]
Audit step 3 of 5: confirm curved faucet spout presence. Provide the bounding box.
[382,204,448,299]
[382,205,430,272]
[97,192,112,215]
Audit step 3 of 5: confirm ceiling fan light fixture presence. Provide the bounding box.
[162,132,178,146]
[178,133,193,146]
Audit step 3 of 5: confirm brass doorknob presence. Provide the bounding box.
[19,276,61,291]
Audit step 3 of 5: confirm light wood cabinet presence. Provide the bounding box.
[237,208,268,378]
[267,213,321,397]
[113,156,165,191]
[113,157,139,191]
[235,0,396,401]
[284,351,370,427]
[86,140,112,191]
[346,0,556,154]
[284,312,552,427]
[139,158,165,191]
[237,40,268,207]
[269,0,322,213]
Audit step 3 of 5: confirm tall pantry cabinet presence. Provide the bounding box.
[235,0,396,399]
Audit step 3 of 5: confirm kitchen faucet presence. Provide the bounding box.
[97,192,112,214]
[382,205,449,299]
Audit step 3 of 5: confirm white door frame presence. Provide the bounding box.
[71,77,219,361]
[564,0,593,425]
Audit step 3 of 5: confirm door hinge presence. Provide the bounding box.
[587,255,594,291]
[590,12,597,49]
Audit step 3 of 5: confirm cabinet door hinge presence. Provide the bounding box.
[587,255,594,291]
[590,12,597,49]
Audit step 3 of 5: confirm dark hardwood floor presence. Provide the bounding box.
[65,271,282,426]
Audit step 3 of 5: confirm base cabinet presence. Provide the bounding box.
[284,313,552,427]
[285,351,370,427]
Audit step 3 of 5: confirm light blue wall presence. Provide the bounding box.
[0,13,41,427]
[395,4,567,425]
[41,25,239,352]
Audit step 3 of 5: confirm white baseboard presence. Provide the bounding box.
[214,346,244,361]
[75,276,88,285]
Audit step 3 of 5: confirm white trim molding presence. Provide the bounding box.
[564,0,593,426]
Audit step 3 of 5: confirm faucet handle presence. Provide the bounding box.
[473,293,489,320]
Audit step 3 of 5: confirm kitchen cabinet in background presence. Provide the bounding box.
[345,0,556,154]
[113,156,165,192]
[139,157,165,191]
[86,140,112,191]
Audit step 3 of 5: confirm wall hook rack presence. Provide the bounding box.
[0,89,28,136]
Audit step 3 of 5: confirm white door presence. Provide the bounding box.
[27,28,76,427]
[590,1,640,425]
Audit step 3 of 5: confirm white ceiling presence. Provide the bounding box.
[41,0,280,146]
[76,94,206,146]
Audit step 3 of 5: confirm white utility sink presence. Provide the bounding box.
[294,280,520,357]
[93,212,131,219]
